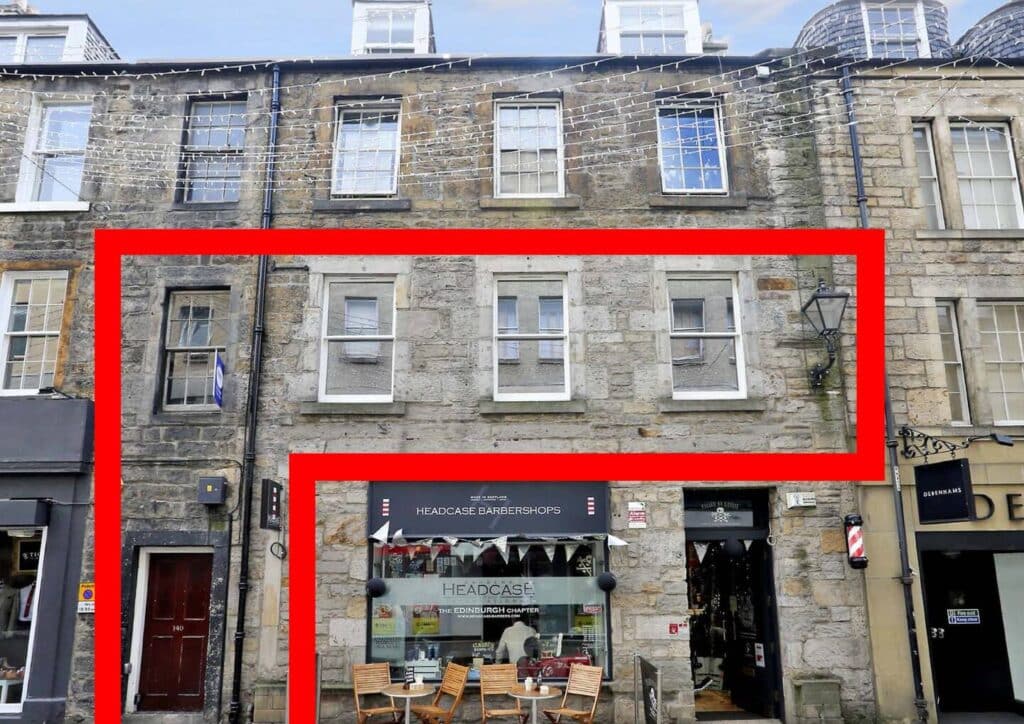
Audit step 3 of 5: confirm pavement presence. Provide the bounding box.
[940,714,1024,723]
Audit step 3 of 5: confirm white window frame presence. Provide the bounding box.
[15,101,92,207]
[364,8,417,54]
[0,32,66,63]
[936,301,970,425]
[0,526,47,715]
[319,276,397,404]
[330,104,402,198]
[0,270,68,397]
[861,1,931,59]
[181,98,247,204]
[656,100,729,195]
[912,122,945,230]
[497,295,520,362]
[617,3,687,54]
[493,276,570,402]
[951,122,1024,230]
[668,274,746,401]
[161,290,228,411]
[978,301,1024,426]
[493,101,566,199]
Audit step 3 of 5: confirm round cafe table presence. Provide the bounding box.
[508,684,562,724]
[382,682,435,723]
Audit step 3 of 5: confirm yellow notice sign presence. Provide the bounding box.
[77,582,95,614]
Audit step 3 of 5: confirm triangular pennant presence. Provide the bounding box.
[742,540,752,551]
[370,522,390,543]
[543,545,556,561]
[607,535,629,547]
[694,542,709,563]
[430,545,441,562]
[443,536,459,546]
[392,528,406,547]
[565,543,580,562]
[493,536,509,557]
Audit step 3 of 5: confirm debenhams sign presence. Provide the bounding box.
[370,482,608,537]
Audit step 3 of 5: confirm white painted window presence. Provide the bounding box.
[0,527,46,715]
[978,302,1024,425]
[331,106,401,197]
[668,276,746,400]
[619,4,686,54]
[861,2,930,59]
[182,100,247,203]
[0,271,67,395]
[913,123,944,230]
[162,290,228,409]
[936,301,970,424]
[365,9,416,53]
[657,101,728,193]
[17,102,91,203]
[494,102,564,198]
[0,33,65,63]
[951,123,1024,230]
[320,278,396,403]
[494,277,569,401]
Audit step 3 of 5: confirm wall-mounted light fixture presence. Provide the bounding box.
[801,279,850,387]
[899,426,1014,460]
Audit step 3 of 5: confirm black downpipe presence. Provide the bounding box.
[841,66,929,723]
[228,62,281,724]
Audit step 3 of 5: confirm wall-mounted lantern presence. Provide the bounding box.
[801,279,850,387]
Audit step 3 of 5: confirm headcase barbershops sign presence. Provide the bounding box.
[369,482,608,537]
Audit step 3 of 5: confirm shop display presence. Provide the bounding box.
[0,529,41,708]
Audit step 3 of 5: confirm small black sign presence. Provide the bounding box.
[15,539,41,573]
[639,657,659,724]
[260,479,284,531]
[915,459,975,525]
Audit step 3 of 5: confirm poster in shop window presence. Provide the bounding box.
[412,605,440,635]
[14,539,41,574]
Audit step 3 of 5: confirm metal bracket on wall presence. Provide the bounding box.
[898,426,1015,460]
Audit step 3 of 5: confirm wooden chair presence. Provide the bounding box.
[411,662,470,724]
[353,663,403,724]
[480,663,526,724]
[542,664,602,724]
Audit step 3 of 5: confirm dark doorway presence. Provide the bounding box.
[921,550,1014,713]
[137,553,213,712]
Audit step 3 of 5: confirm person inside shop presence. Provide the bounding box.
[495,612,540,665]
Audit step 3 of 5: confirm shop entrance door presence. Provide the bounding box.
[137,553,213,712]
[921,550,1014,713]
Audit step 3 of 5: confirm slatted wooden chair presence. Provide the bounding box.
[353,663,403,724]
[411,662,470,724]
[480,663,527,724]
[542,664,602,724]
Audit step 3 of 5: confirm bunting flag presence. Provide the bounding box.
[392,528,406,547]
[742,540,753,551]
[607,535,629,547]
[370,522,390,544]
[443,536,459,546]
[543,544,556,561]
[493,536,509,557]
[694,542,709,563]
[430,545,442,563]
[565,543,580,561]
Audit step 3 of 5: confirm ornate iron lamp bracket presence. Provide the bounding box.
[898,426,970,460]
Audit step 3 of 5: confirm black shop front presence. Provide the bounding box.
[365,482,612,682]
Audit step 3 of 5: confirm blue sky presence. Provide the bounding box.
[37,1,1007,59]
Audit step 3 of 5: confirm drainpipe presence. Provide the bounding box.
[841,66,929,723]
[228,62,281,724]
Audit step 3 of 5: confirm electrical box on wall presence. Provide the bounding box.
[786,492,817,509]
[260,479,283,530]
[198,476,227,505]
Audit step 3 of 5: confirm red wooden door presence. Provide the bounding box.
[138,553,213,711]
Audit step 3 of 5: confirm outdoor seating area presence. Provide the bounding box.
[352,662,604,724]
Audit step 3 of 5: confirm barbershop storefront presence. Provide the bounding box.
[364,482,612,682]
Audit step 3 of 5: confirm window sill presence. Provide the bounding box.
[479,399,586,415]
[169,201,241,212]
[479,196,581,210]
[299,401,407,416]
[648,192,748,209]
[916,229,1024,240]
[0,201,89,214]
[150,410,225,425]
[659,398,767,413]
[313,198,412,213]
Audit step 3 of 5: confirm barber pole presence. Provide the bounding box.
[844,514,868,569]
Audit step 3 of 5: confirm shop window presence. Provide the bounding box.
[17,102,92,203]
[0,270,68,395]
[160,290,229,410]
[494,103,564,198]
[493,277,569,401]
[978,301,1024,425]
[912,123,944,230]
[319,277,396,402]
[657,101,728,194]
[331,106,401,197]
[951,123,1024,230]
[936,301,970,424]
[180,99,247,204]
[668,275,745,399]
[368,540,610,682]
[0,528,44,714]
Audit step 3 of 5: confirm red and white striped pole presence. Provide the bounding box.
[844,514,868,569]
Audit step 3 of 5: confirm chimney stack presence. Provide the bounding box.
[0,1,34,15]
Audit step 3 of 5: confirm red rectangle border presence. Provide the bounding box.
[93,228,885,722]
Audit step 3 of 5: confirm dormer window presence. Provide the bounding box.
[599,1,701,55]
[861,1,930,59]
[0,32,65,63]
[351,1,433,55]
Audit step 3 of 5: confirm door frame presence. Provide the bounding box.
[124,546,214,713]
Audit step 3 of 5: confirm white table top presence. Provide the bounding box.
[382,683,436,699]
[508,684,562,701]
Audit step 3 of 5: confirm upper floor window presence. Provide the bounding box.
[951,123,1024,230]
[18,102,91,203]
[320,277,396,403]
[494,277,569,401]
[936,301,969,424]
[351,1,431,54]
[332,106,401,197]
[0,33,65,63]
[365,9,416,53]
[978,302,1024,425]
[668,276,745,400]
[494,102,564,198]
[657,101,727,194]
[0,271,68,395]
[618,4,686,54]
[912,123,944,229]
[161,290,228,410]
[862,2,929,59]
[180,99,247,204]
